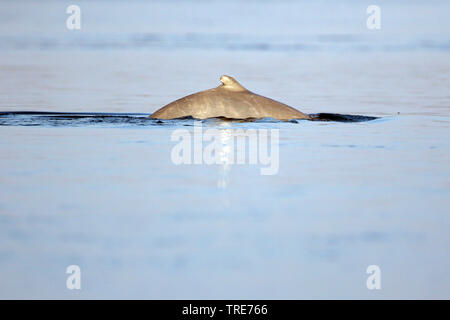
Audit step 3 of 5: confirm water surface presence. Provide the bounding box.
[0,0,449,299]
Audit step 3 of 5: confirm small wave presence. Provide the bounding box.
[0,33,448,52]
[0,111,378,127]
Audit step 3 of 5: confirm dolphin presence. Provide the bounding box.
[149,75,311,121]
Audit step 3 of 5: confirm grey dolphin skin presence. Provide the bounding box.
[149,75,311,121]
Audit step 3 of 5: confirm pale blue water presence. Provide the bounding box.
[0,0,449,299]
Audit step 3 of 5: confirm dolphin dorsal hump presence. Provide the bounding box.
[219,75,247,91]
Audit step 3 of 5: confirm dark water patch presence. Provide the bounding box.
[0,111,378,127]
[309,113,378,122]
[0,112,154,128]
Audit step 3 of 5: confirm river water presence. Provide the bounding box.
[0,0,449,299]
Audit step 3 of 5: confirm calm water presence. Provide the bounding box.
[0,0,449,299]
